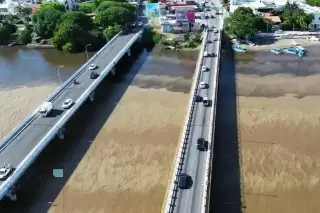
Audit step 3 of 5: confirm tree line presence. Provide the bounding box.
[0,0,137,52]
[225,3,314,39]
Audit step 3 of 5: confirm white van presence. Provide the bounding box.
[39,102,53,117]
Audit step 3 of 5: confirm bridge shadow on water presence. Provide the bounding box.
[209,31,243,213]
[0,42,152,213]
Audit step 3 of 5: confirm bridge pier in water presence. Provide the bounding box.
[5,187,17,201]
[57,127,66,140]
[111,67,116,75]
[89,91,95,102]
[127,48,131,56]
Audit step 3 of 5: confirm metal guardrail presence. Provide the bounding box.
[0,30,143,200]
[0,31,123,153]
[201,18,224,213]
[163,30,209,213]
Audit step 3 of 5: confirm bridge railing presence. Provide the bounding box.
[201,20,224,213]
[0,30,143,201]
[0,31,123,152]
[163,30,208,213]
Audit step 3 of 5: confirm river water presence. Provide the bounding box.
[0,45,198,213]
[211,42,320,213]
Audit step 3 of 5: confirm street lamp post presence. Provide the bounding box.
[57,65,64,84]
[85,44,91,61]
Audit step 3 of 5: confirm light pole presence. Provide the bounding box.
[85,44,91,61]
[57,65,64,84]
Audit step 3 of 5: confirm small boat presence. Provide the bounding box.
[271,47,283,54]
[232,45,246,53]
[298,50,305,57]
[283,47,298,54]
[245,39,256,46]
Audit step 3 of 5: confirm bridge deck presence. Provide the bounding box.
[0,32,138,187]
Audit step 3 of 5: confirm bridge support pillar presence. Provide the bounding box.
[6,187,17,201]
[89,91,95,102]
[127,48,131,56]
[57,127,66,140]
[111,67,116,75]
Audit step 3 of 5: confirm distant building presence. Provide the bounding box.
[42,0,77,10]
[298,3,320,29]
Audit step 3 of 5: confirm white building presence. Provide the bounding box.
[298,3,320,29]
[42,0,77,11]
[0,0,20,15]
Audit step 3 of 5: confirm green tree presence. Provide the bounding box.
[34,7,64,38]
[96,1,135,13]
[41,2,66,12]
[0,23,17,44]
[281,3,313,30]
[93,0,126,8]
[225,7,260,39]
[18,25,32,44]
[52,11,97,52]
[149,0,158,3]
[307,0,320,6]
[78,2,95,13]
[103,24,121,40]
[95,6,136,27]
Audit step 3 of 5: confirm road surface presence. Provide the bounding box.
[173,10,221,213]
[0,32,140,187]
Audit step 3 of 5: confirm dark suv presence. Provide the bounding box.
[178,173,189,189]
[197,137,208,151]
[90,71,99,79]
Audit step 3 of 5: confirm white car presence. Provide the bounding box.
[213,29,218,33]
[203,51,208,57]
[138,22,143,27]
[88,63,97,70]
[62,98,74,109]
[213,37,218,41]
[0,164,13,180]
[200,81,207,89]
[201,66,208,72]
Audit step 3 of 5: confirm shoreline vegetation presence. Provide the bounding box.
[143,28,203,51]
[0,1,136,53]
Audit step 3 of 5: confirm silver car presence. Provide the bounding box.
[62,99,74,109]
[88,63,97,70]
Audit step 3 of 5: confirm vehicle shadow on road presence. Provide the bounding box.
[0,42,151,213]
[209,30,243,213]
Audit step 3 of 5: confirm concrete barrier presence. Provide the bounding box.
[0,31,124,152]
[162,30,208,213]
[0,30,143,201]
[200,20,224,213]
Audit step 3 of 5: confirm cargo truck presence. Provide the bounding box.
[38,102,53,117]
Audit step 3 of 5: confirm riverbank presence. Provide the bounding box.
[243,38,320,52]
[0,46,198,213]
[236,48,320,212]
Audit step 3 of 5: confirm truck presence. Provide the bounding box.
[38,102,53,117]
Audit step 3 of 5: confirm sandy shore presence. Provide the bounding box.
[237,53,320,212]
[0,85,58,139]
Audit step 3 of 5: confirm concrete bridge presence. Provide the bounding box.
[0,28,143,201]
[162,3,225,213]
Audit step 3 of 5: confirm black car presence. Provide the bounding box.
[195,95,202,102]
[90,71,99,79]
[197,137,207,151]
[178,173,189,189]
[211,15,215,18]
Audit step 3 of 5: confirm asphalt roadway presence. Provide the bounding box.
[173,10,222,213]
[0,32,139,187]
